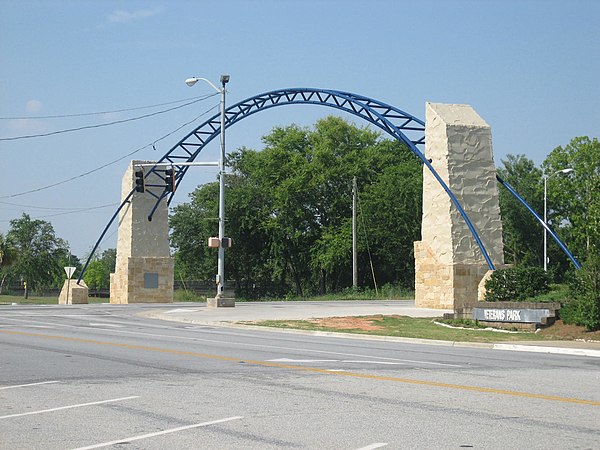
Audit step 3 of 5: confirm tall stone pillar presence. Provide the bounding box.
[110,161,174,304]
[414,103,504,309]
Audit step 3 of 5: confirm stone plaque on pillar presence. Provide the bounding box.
[110,160,174,304]
[414,103,504,309]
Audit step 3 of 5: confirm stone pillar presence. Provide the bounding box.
[414,103,504,309]
[110,161,174,304]
[58,279,88,304]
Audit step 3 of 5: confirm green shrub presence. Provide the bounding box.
[174,289,204,302]
[562,249,600,331]
[485,267,550,302]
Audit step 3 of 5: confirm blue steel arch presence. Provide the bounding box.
[77,88,496,284]
[78,88,580,283]
[154,88,495,270]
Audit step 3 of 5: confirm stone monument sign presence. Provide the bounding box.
[414,103,504,309]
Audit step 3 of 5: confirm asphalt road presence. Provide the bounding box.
[1,303,599,449]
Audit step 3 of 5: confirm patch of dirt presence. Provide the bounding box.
[309,315,387,331]
[538,320,600,341]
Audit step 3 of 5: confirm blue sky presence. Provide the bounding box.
[1,0,598,258]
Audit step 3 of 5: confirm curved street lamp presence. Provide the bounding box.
[543,167,574,271]
[185,74,230,300]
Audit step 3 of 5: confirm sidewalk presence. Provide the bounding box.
[144,300,600,358]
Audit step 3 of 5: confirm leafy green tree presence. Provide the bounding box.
[562,246,600,331]
[170,182,220,281]
[6,213,69,292]
[497,154,544,267]
[81,249,114,290]
[543,137,600,267]
[84,260,110,290]
[0,232,16,294]
[171,116,424,297]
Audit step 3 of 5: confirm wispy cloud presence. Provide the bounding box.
[25,100,43,114]
[107,7,163,24]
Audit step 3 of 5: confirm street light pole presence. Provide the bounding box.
[543,167,574,271]
[185,74,230,299]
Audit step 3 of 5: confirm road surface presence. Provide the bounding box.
[1,303,598,449]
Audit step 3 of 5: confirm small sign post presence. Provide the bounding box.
[64,267,76,305]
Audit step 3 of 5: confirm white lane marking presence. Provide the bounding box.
[356,443,388,450]
[71,416,243,450]
[268,358,404,365]
[268,358,339,363]
[0,396,139,420]
[1,316,462,368]
[343,360,403,365]
[0,381,60,390]
[88,323,124,328]
[164,308,202,314]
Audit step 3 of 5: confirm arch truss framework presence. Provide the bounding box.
[78,88,581,287]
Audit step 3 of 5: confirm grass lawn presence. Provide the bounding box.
[0,295,106,305]
[247,315,600,343]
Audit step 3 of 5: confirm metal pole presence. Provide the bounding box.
[352,177,358,288]
[543,175,548,271]
[216,79,226,299]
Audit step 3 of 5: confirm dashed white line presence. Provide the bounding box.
[0,396,139,420]
[0,381,60,390]
[267,358,404,365]
[356,443,388,450]
[268,358,339,363]
[71,416,243,449]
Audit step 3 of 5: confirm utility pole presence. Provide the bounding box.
[352,176,358,288]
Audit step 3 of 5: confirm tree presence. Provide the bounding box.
[171,116,424,297]
[6,213,69,293]
[0,232,16,294]
[543,137,600,267]
[497,154,544,266]
[82,248,115,290]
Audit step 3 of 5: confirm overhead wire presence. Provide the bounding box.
[0,93,218,141]
[0,103,219,200]
[0,95,213,120]
[0,203,117,223]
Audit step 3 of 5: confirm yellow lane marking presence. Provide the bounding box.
[2,329,599,407]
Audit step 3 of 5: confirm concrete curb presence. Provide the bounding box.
[144,312,600,358]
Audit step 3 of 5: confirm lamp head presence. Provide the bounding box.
[220,74,230,85]
[560,168,574,174]
[185,77,198,87]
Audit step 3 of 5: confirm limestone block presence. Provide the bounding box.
[58,280,88,304]
[415,103,505,309]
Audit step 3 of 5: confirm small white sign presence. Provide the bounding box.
[64,266,76,279]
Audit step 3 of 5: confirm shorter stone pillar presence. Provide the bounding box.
[58,280,89,304]
[110,160,174,304]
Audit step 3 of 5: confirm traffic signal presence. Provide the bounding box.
[134,169,145,193]
[165,168,176,192]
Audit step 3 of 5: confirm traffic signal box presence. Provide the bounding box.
[134,169,145,193]
[165,168,176,192]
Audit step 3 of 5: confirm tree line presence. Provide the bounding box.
[170,116,423,298]
[1,117,598,302]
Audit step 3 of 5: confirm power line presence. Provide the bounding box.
[0,93,218,141]
[0,103,219,199]
[0,95,214,120]
[0,203,117,223]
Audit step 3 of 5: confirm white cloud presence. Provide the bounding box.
[107,7,163,24]
[25,100,43,114]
